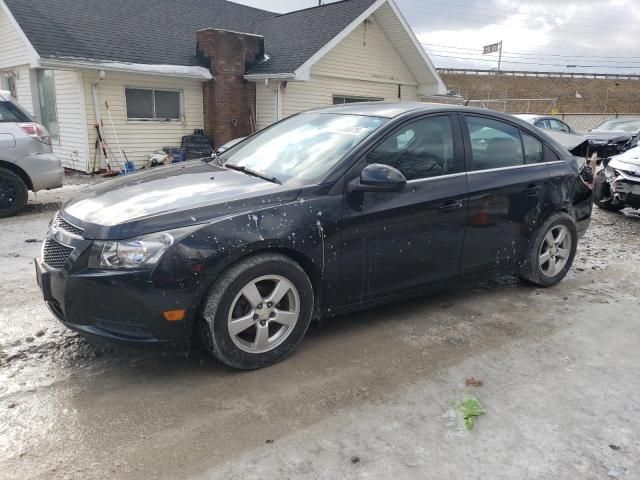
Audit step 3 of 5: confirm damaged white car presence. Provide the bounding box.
[594,146,640,211]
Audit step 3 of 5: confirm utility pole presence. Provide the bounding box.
[497,40,503,72]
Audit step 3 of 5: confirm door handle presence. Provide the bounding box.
[524,185,541,197]
[438,200,464,211]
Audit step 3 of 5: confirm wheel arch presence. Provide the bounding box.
[0,160,34,191]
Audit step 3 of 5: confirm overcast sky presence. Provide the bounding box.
[232,0,640,74]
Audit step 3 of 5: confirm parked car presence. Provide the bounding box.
[516,114,634,157]
[516,114,577,134]
[0,90,63,217]
[589,118,640,148]
[35,103,592,369]
[594,145,640,211]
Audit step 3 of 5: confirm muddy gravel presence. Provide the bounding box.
[1,180,639,479]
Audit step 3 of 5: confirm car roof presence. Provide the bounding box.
[311,101,534,120]
[308,102,571,156]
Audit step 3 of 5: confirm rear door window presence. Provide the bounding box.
[535,119,551,130]
[465,116,524,171]
[522,131,544,164]
[0,101,32,123]
[549,119,570,132]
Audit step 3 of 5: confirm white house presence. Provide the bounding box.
[0,0,445,173]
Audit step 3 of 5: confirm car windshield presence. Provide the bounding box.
[594,120,640,133]
[219,113,388,185]
[0,99,33,123]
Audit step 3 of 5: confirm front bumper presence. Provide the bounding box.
[608,171,640,208]
[16,152,64,191]
[34,241,198,350]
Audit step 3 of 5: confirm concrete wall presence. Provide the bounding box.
[440,71,640,115]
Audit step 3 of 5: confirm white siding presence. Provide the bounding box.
[52,70,89,171]
[313,17,417,86]
[255,82,277,131]
[282,76,417,120]
[255,17,420,130]
[82,71,205,172]
[13,66,34,114]
[0,3,32,70]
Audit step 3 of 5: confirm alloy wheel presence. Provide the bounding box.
[539,225,572,277]
[227,275,300,354]
[0,177,17,210]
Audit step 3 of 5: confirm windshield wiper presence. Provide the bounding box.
[225,164,281,184]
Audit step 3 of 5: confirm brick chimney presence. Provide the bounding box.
[196,29,264,148]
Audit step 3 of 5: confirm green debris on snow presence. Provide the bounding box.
[458,394,485,430]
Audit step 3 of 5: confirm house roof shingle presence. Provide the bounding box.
[4,0,378,75]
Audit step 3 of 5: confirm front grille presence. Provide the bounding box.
[43,237,74,269]
[54,213,84,236]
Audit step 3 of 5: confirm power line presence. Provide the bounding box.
[420,43,640,60]
[428,53,640,69]
[423,46,640,65]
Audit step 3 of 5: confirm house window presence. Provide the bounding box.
[36,69,59,141]
[125,88,181,121]
[0,72,17,99]
[333,95,383,105]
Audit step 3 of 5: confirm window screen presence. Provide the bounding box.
[366,115,456,181]
[37,69,59,140]
[125,88,181,120]
[465,116,524,171]
[333,95,383,105]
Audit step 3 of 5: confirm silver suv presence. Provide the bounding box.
[0,90,63,217]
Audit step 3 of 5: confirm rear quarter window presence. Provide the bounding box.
[0,101,32,123]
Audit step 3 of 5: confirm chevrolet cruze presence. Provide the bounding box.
[36,103,592,369]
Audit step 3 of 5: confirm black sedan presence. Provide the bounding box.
[36,103,592,369]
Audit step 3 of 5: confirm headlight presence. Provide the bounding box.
[88,227,195,270]
[605,165,618,178]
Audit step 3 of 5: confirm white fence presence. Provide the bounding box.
[557,114,640,132]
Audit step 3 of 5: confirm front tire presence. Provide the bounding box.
[594,171,625,212]
[519,213,578,287]
[203,253,314,370]
[0,168,28,218]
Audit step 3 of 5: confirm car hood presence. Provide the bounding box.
[585,130,632,142]
[63,161,299,240]
[609,145,640,175]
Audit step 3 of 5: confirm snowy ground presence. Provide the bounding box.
[1,178,639,479]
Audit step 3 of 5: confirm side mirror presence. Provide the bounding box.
[349,163,407,193]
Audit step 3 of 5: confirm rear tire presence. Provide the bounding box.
[0,167,28,218]
[594,171,625,212]
[202,253,314,370]
[519,213,578,287]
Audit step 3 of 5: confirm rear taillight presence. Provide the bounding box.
[19,122,51,145]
